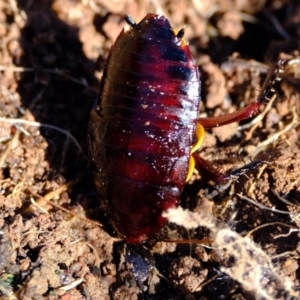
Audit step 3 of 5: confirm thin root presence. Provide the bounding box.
[254,107,299,156]
[0,116,85,157]
[26,183,102,228]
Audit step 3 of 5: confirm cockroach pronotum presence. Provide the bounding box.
[88,13,291,244]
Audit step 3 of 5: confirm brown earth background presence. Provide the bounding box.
[1,0,300,299]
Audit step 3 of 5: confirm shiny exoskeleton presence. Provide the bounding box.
[88,13,291,243]
[88,14,200,243]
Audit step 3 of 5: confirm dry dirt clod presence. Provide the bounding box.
[169,256,208,293]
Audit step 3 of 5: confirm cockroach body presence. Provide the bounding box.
[88,14,200,243]
[88,13,289,244]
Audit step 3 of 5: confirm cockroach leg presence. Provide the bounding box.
[224,160,267,180]
[191,123,205,153]
[192,154,228,183]
[186,156,196,182]
[186,123,205,182]
[124,14,137,28]
[198,59,288,128]
[198,102,262,128]
[177,28,185,38]
[193,154,266,183]
[190,58,294,183]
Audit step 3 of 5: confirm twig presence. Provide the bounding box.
[57,278,84,291]
[271,251,298,260]
[0,129,20,168]
[0,117,85,156]
[244,221,298,238]
[0,65,33,72]
[26,184,102,227]
[84,241,101,269]
[0,65,98,93]
[270,189,296,206]
[30,197,49,214]
[237,193,296,216]
[195,273,219,292]
[254,107,299,156]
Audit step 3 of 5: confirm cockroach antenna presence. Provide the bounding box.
[124,14,137,28]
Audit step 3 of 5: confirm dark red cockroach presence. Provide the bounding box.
[88,13,289,244]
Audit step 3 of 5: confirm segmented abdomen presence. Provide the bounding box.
[88,14,201,243]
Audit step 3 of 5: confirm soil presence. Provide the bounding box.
[0,0,300,299]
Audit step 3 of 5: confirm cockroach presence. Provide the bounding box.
[88,13,290,244]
